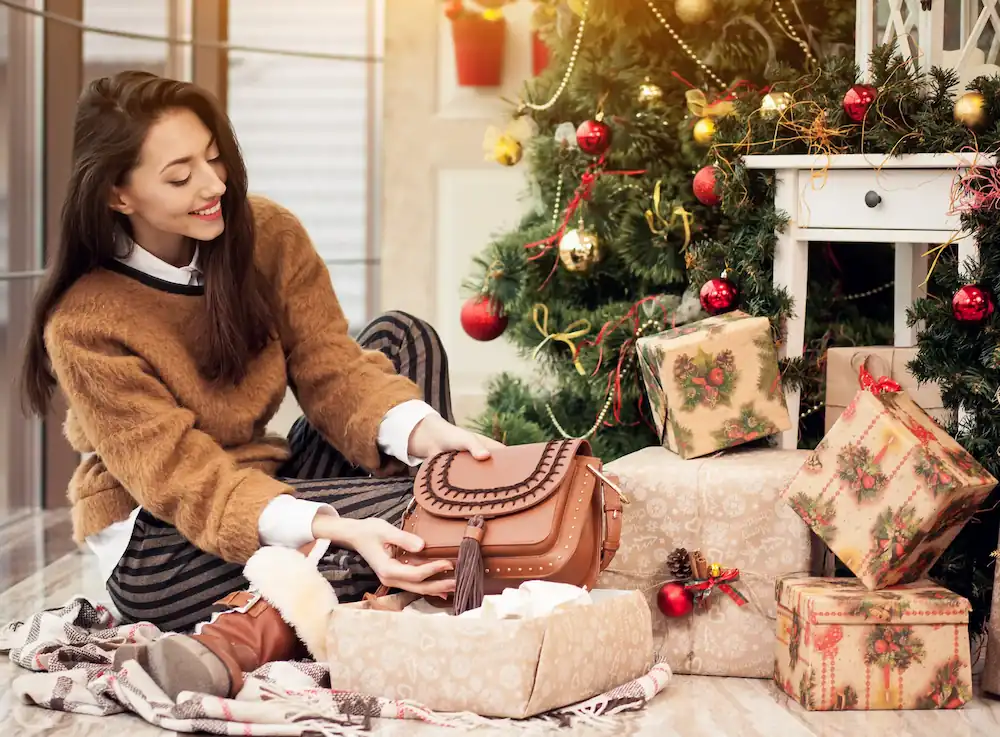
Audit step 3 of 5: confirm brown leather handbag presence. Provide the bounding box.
[374,439,627,614]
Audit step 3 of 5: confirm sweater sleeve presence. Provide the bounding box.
[263,202,422,471]
[45,321,293,564]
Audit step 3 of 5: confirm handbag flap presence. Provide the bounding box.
[412,439,590,520]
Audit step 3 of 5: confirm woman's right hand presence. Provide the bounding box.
[312,514,455,598]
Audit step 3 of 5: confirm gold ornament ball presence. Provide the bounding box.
[493,137,523,166]
[675,0,713,24]
[760,91,793,117]
[693,117,716,145]
[638,78,664,105]
[954,91,988,129]
[558,228,601,273]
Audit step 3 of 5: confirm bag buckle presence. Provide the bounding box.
[587,464,630,505]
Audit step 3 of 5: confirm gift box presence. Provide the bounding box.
[775,576,973,711]
[596,446,824,677]
[636,310,791,459]
[325,589,653,718]
[983,532,1000,697]
[782,384,997,590]
[825,347,950,432]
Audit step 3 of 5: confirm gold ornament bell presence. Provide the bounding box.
[954,91,988,129]
[492,135,523,166]
[709,563,722,578]
[558,228,601,273]
[760,91,793,117]
[693,117,716,145]
[675,0,713,24]
[638,77,664,105]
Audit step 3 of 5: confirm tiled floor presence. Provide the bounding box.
[2,511,1000,736]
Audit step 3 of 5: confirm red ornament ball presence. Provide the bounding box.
[843,84,877,123]
[699,277,739,315]
[657,582,694,618]
[952,284,995,323]
[460,296,509,341]
[692,165,720,206]
[576,119,613,156]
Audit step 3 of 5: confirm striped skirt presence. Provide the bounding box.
[106,311,454,633]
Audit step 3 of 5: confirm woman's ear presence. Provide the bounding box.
[108,187,134,215]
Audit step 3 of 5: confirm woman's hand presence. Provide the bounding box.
[408,413,505,461]
[312,515,455,598]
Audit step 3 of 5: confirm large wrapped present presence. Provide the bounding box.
[825,347,950,432]
[775,576,973,711]
[325,588,653,718]
[984,532,1000,697]
[597,446,822,677]
[636,310,791,459]
[781,382,997,590]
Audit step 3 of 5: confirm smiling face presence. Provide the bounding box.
[110,107,228,260]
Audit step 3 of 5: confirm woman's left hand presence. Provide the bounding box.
[408,413,505,461]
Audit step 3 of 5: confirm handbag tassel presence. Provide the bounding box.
[453,515,486,615]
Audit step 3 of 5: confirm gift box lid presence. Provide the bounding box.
[776,576,970,625]
[636,310,762,351]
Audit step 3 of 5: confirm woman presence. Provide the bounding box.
[22,70,502,699]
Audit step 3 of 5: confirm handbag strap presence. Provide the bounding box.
[590,464,625,572]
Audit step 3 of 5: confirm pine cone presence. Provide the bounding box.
[667,548,692,579]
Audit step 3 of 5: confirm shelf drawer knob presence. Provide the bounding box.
[864,190,882,208]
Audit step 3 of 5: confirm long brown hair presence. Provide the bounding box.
[22,70,275,415]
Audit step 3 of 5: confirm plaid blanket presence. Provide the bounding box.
[1,597,672,735]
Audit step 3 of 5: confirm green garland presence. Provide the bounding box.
[702,44,1000,632]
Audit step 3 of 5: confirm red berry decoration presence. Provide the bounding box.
[460,295,508,341]
[843,84,877,123]
[952,284,995,323]
[576,118,613,156]
[692,165,720,206]
[657,582,694,618]
[699,275,739,315]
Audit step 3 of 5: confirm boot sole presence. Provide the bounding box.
[146,635,232,701]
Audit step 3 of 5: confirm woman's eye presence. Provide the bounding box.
[169,176,191,187]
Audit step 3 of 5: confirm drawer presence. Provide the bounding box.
[795,166,961,231]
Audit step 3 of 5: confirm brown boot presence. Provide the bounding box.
[142,589,299,700]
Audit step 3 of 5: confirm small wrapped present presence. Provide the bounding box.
[775,576,973,711]
[636,310,791,459]
[782,367,997,590]
[825,347,950,432]
[597,446,823,677]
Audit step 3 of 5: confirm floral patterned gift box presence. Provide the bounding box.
[636,310,790,459]
[780,380,997,590]
[775,576,973,711]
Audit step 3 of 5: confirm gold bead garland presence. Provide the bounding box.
[835,280,894,302]
[519,0,590,113]
[773,0,815,63]
[546,316,661,440]
[644,0,725,88]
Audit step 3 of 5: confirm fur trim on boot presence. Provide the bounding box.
[243,544,338,662]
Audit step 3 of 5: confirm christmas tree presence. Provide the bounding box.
[463,0,860,460]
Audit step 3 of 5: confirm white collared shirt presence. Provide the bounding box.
[85,237,436,583]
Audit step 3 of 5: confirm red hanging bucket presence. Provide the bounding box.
[532,31,550,77]
[451,14,507,87]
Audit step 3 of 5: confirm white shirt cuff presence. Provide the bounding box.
[258,494,336,549]
[377,399,438,466]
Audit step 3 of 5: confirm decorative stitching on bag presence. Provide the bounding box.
[414,439,578,514]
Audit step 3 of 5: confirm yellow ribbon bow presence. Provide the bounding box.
[532,303,591,375]
[645,180,693,251]
[685,89,735,119]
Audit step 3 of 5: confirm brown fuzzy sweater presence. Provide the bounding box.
[45,196,421,564]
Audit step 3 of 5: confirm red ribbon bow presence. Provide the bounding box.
[858,364,901,395]
[684,568,748,608]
